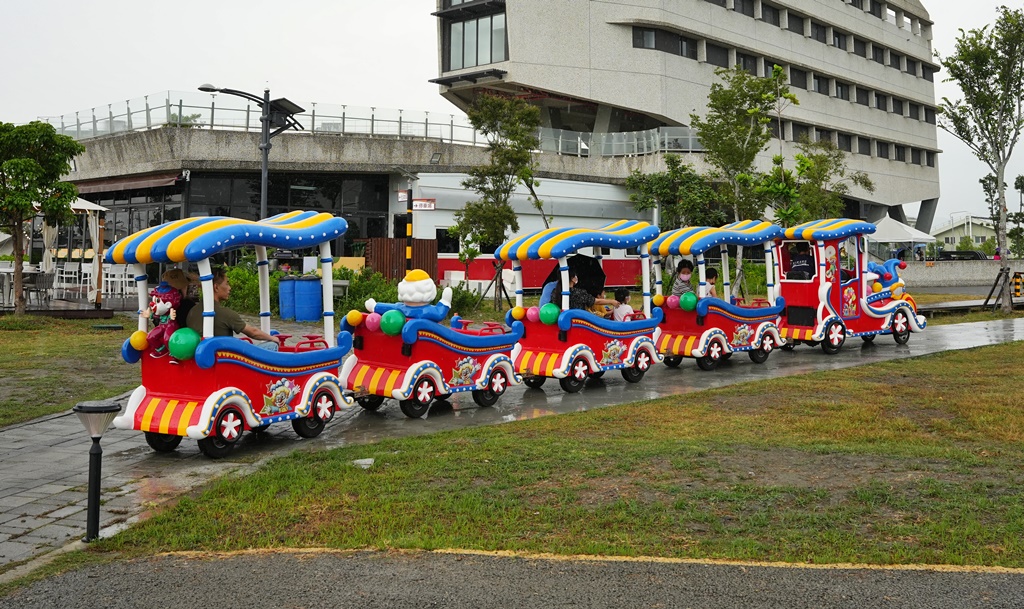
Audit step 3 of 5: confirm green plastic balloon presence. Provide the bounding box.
[168,327,202,360]
[539,302,560,325]
[680,291,698,312]
[380,309,406,336]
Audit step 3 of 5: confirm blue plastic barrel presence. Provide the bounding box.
[294,276,322,322]
[278,276,296,320]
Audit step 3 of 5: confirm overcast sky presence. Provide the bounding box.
[2,0,1020,229]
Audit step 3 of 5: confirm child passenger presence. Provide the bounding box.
[612,287,635,321]
[704,268,719,299]
[671,259,694,297]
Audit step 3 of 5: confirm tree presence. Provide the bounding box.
[938,6,1024,312]
[625,154,723,229]
[793,138,874,220]
[690,65,794,295]
[956,235,976,251]
[0,122,85,314]
[448,94,541,307]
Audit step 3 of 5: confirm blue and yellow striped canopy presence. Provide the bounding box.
[495,220,659,261]
[651,220,783,256]
[104,211,348,264]
[783,218,876,242]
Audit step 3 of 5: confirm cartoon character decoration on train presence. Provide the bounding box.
[262,379,300,416]
[600,339,626,365]
[448,356,483,387]
[823,244,838,282]
[364,269,454,334]
[731,323,753,347]
[867,259,909,299]
[842,286,858,317]
[141,281,182,358]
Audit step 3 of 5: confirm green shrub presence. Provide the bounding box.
[333,266,398,314]
[448,282,482,317]
[222,266,282,316]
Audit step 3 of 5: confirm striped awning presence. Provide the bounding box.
[104,210,348,264]
[783,218,876,242]
[651,220,784,257]
[495,220,659,261]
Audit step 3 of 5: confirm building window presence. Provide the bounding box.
[704,0,727,6]
[633,27,656,49]
[446,13,507,71]
[858,137,872,155]
[787,12,805,35]
[875,93,888,111]
[790,67,807,89]
[792,123,810,142]
[877,141,890,159]
[872,44,885,64]
[813,74,829,95]
[975,236,986,245]
[838,133,853,152]
[856,87,870,106]
[870,0,883,18]
[681,35,698,59]
[923,66,936,82]
[925,107,936,124]
[854,38,867,57]
[706,43,729,67]
[436,228,459,254]
[816,129,833,143]
[905,58,918,76]
[811,21,827,43]
[894,146,906,162]
[889,52,902,70]
[892,98,904,115]
[734,0,754,17]
[851,0,863,8]
[833,30,847,49]
[926,151,935,167]
[764,58,783,76]
[737,52,757,75]
[835,81,850,100]
[761,3,781,26]
[908,103,921,120]
[768,118,782,138]
[912,148,923,164]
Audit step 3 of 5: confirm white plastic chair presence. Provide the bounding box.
[56,262,80,299]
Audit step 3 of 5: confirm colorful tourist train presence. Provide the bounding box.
[106,213,925,457]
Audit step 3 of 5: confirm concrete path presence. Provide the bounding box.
[2,317,1024,593]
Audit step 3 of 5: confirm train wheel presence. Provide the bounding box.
[892,310,911,345]
[357,395,385,411]
[472,369,508,408]
[621,349,651,383]
[399,376,436,418]
[696,338,725,371]
[523,376,547,389]
[197,407,243,459]
[663,355,683,368]
[862,334,876,344]
[821,321,846,355]
[590,371,605,379]
[144,432,182,453]
[292,389,334,439]
[748,335,775,364]
[558,357,589,393]
[781,342,796,351]
[435,393,453,402]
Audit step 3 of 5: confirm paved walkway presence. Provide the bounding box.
[3,316,1024,581]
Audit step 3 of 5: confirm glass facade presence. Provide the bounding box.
[447,13,507,71]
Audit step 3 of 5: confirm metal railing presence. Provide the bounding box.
[40,91,704,158]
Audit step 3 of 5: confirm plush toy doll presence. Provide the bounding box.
[365,269,454,322]
[142,282,183,357]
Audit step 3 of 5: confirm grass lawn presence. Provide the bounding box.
[79,340,1024,569]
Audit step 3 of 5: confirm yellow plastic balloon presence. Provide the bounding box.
[129,330,148,351]
[652,294,665,307]
[511,306,526,320]
[872,282,883,293]
[346,309,363,326]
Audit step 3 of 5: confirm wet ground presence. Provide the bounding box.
[3,316,1024,576]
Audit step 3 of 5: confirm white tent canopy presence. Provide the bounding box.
[36,199,110,282]
[868,216,936,243]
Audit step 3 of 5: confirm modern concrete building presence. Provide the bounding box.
[431,0,941,230]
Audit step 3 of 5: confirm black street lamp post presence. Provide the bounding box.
[198,84,305,220]
[72,399,121,542]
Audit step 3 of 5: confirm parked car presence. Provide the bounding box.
[938,250,987,260]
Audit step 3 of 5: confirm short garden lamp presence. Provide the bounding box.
[72,399,121,542]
